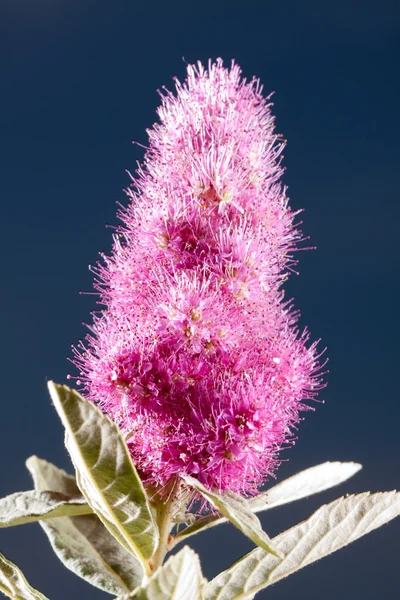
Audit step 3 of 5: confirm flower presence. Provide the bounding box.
[72,59,324,496]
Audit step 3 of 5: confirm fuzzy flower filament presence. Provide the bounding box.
[73,59,324,496]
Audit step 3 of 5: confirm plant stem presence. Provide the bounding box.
[150,493,176,571]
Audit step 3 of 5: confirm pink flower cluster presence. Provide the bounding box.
[73,59,324,496]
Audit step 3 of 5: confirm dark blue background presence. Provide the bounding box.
[1,1,399,598]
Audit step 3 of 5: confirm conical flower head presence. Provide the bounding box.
[73,59,324,496]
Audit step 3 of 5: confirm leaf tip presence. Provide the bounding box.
[47,379,57,392]
[25,455,38,475]
[349,461,363,474]
[47,380,61,408]
[267,545,284,560]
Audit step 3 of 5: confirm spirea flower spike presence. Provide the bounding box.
[73,59,325,496]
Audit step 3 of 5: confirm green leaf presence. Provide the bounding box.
[182,476,280,558]
[128,547,203,600]
[26,456,79,496]
[47,382,158,575]
[26,456,144,596]
[204,490,400,600]
[174,461,361,545]
[248,461,362,512]
[0,490,91,528]
[0,551,49,600]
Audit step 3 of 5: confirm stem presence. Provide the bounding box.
[150,493,176,571]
